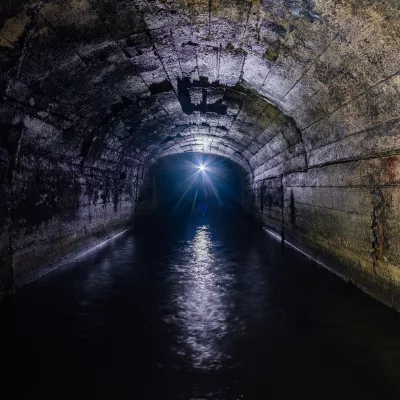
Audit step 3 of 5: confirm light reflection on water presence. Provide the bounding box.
[4,212,400,399]
[167,225,237,369]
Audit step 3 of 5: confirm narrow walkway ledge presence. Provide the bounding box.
[263,226,400,312]
[14,227,132,288]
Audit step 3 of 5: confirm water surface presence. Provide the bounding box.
[1,210,400,399]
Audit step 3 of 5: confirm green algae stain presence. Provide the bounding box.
[263,49,280,62]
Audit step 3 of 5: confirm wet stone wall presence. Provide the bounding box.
[245,109,400,310]
[0,123,139,297]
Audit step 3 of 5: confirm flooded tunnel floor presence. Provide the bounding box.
[2,209,400,399]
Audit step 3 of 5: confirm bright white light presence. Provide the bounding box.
[199,164,206,172]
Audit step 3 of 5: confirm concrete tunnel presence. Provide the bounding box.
[0,0,399,312]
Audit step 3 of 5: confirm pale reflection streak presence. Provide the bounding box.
[174,225,232,369]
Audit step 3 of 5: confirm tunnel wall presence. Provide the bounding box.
[0,120,140,297]
[245,75,400,309]
[0,0,399,308]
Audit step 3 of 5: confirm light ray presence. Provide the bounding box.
[176,168,202,188]
[190,189,198,215]
[203,172,222,205]
[171,170,201,214]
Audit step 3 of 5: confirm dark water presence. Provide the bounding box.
[2,210,400,399]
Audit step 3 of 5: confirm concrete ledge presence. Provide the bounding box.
[14,221,133,288]
[263,225,400,312]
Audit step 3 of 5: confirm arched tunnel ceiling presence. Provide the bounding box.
[1,0,399,175]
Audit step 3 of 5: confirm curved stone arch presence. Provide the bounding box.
[142,135,251,172]
[1,0,400,307]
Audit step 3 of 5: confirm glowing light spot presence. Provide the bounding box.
[199,164,206,172]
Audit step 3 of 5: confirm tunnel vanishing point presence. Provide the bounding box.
[0,0,399,307]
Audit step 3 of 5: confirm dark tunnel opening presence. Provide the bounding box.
[139,153,246,218]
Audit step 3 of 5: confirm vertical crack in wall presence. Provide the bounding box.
[260,184,264,211]
[1,123,24,297]
[289,189,296,225]
[281,175,285,247]
[370,180,388,275]
[8,125,24,293]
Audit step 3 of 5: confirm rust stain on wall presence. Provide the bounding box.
[385,156,400,183]
[370,183,388,272]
